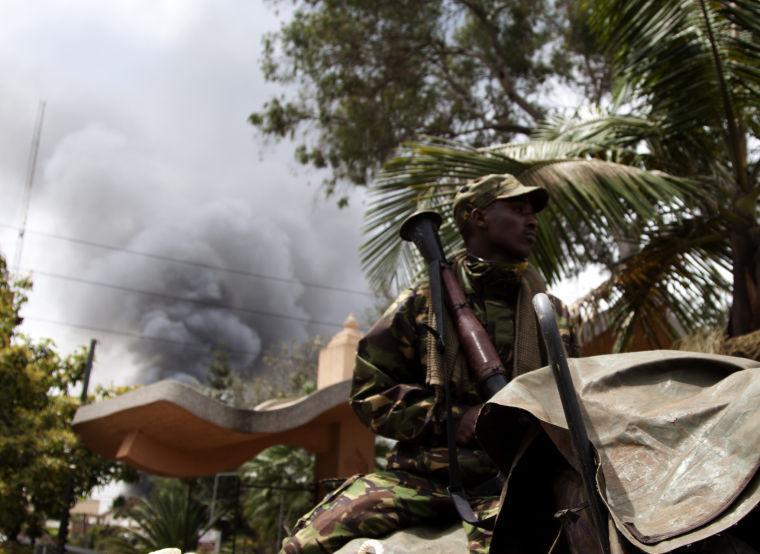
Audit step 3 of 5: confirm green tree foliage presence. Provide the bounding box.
[258,336,324,398]
[235,339,324,552]
[250,0,611,200]
[0,256,135,544]
[202,337,325,409]
[361,130,709,349]
[362,134,691,295]
[207,346,235,402]
[103,478,210,553]
[240,445,315,553]
[585,0,759,337]
[360,0,759,346]
[194,337,326,551]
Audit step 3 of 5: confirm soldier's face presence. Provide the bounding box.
[478,198,538,260]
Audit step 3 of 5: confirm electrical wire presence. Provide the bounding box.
[0,222,374,297]
[23,315,262,357]
[3,223,366,354]
[25,268,345,329]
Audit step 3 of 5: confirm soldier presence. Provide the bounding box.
[282,174,575,553]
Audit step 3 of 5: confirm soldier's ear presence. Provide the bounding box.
[470,208,487,229]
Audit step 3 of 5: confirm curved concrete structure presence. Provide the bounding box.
[73,379,374,479]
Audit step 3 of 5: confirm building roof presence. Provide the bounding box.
[73,379,353,477]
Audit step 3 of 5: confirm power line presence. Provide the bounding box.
[26,268,345,329]
[23,315,262,357]
[0,222,374,297]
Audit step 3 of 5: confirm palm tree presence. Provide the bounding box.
[361,134,703,350]
[360,0,758,347]
[104,479,210,554]
[534,106,737,347]
[588,0,759,338]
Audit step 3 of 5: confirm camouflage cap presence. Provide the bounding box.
[452,173,549,230]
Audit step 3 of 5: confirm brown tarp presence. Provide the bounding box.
[476,350,760,553]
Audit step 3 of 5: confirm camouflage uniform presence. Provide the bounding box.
[283,254,576,554]
[282,175,574,554]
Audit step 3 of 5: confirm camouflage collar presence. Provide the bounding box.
[451,250,528,296]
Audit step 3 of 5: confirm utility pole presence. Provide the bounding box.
[56,339,97,554]
[14,100,46,275]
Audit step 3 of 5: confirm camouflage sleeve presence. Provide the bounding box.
[549,293,580,357]
[349,287,437,442]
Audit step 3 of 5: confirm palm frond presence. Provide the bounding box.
[590,0,759,186]
[102,479,210,553]
[532,105,732,178]
[484,139,609,159]
[361,137,694,291]
[573,214,731,351]
[534,106,658,148]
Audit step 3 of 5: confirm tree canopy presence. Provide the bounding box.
[250,0,610,201]
[588,0,759,336]
[241,445,315,551]
[0,256,136,543]
[206,346,235,403]
[103,478,210,554]
[360,0,759,346]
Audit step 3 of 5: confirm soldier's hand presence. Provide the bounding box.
[455,404,482,446]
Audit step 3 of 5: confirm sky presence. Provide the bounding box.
[0,0,380,388]
[0,1,605,392]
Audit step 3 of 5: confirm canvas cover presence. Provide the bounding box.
[476,350,760,553]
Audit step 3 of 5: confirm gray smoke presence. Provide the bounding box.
[20,121,372,384]
[0,2,374,386]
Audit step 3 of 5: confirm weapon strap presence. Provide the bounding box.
[426,260,498,530]
[441,346,499,529]
[427,261,498,530]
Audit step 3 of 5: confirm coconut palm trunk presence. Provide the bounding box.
[731,225,760,336]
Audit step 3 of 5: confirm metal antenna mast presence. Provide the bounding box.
[13,100,46,274]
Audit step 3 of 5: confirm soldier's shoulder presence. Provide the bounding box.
[385,281,430,313]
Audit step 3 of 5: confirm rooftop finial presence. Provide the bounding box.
[344,314,359,330]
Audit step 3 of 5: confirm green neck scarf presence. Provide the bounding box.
[455,252,528,297]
